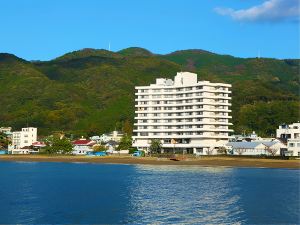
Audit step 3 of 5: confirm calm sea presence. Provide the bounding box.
[0,162,299,224]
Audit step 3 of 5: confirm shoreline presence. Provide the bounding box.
[0,155,299,169]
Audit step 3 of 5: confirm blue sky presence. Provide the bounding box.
[0,0,299,60]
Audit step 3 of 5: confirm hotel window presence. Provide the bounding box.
[289,143,295,147]
[164,139,171,144]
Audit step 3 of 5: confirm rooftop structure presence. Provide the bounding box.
[132,72,232,155]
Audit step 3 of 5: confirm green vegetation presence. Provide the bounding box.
[93,145,107,152]
[0,132,10,149]
[0,48,299,137]
[117,134,132,150]
[149,139,162,155]
[44,136,73,154]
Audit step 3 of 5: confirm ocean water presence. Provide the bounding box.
[0,162,299,224]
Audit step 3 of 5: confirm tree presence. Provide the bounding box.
[117,134,132,150]
[205,147,214,155]
[45,136,73,154]
[265,147,278,156]
[217,146,227,155]
[149,139,162,156]
[93,145,107,152]
[0,132,11,149]
[122,119,133,136]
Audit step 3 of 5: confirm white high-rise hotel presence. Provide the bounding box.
[132,72,233,155]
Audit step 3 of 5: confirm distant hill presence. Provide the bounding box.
[118,47,153,57]
[0,48,299,136]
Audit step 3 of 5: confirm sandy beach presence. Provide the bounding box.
[0,155,299,169]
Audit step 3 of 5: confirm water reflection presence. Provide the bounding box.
[125,165,245,224]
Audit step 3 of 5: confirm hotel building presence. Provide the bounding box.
[132,72,233,155]
[8,127,37,154]
[276,122,300,156]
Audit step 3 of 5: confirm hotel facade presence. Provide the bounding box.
[8,127,37,154]
[132,72,233,155]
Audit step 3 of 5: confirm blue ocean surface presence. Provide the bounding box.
[0,162,299,224]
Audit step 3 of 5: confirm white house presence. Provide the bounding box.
[0,127,12,135]
[227,142,267,155]
[287,139,300,157]
[132,72,232,155]
[72,139,95,155]
[276,123,300,141]
[99,134,111,143]
[226,140,286,156]
[8,127,37,154]
[106,131,123,142]
[94,131,123,144]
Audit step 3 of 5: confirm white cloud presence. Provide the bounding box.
[214,0,300,22]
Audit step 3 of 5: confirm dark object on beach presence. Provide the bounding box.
[169,154,180,161]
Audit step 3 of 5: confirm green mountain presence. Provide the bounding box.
[0,48,299,137]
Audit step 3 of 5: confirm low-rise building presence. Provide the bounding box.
[276,122,300,142]
[107,131,123,142]
[287,139,300,157]
[8,127,37,154]
[72,139,95,155]
[226,140,286,156]
[105,140,118,151]
[227,142,268,155]
[0,127,12,134]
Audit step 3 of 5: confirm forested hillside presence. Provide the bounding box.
[0,47,299,136]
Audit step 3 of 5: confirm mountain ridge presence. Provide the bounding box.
[0,47,299,136]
